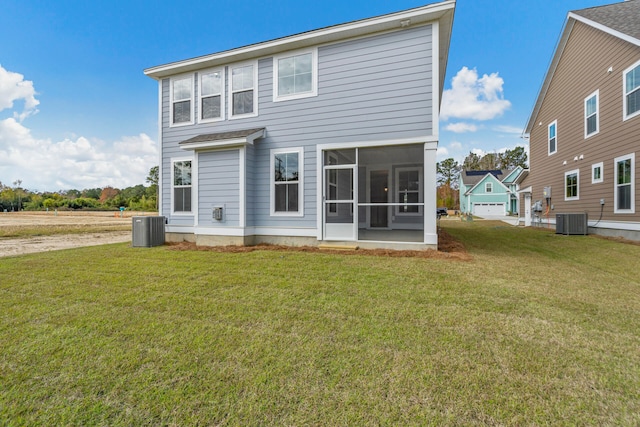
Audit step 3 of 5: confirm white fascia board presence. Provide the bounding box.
[569,12,640,48]
[144,1,455,80]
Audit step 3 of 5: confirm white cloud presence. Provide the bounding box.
[445,122,478,133]
[0,65,157,192]
[0,117,157,191]
[441,66,511,121]
[493,125,524,135]
[450,141,463,151]
[437,146,449,158]
[0,65,39,122]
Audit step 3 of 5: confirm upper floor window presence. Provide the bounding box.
[271,148,304,216]
[585,90,599,138]
[485,182,493,193]
[172,159,192,213]
[170,75,194,126]
[229,62,257,118]
[273,49,318,102]
[624,60,640,120]
[565,169,579,201]
[199,69,224,122]
[614,153,635,213]
[548,121,557,155]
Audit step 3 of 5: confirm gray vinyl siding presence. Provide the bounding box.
[527,21,640,221]
[160,24,434,229]
[198,150,240,226]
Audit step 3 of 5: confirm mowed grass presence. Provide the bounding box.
[0,221,638,425]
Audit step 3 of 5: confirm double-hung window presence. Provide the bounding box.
[396,167,422,215]
[230,62,257,118]
[548,121,557,155]
[171,75,194,126]
[614,153,635,213]
[485,182,493,193]
[273,49,318,102]
[271,148,303,216]
[173,160,192,213]
[624,60,640,120]
[585,90,599,137]
[565,169,579,201]
[199,69,224,122]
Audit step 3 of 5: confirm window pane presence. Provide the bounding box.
[277,53,312,96]
[618,184,631,210]
[173,100,191,123]
[232,65,253,91]
[202,95,221,120]
[278,76,295,96]
[549,124,556,139]
[618,159,631,185]
[174,161,191,186]
[295,72,312,93]
[232,90,253,115]
[549,137,556,153]
[278,57,295,77]
[275,183,298,212]
[287,183,299,211]
[201,71,221,96]
[174,187,192,212]
[593,167,601,180]
[627,89,640,116]
[586,96,597,116]
[274,152,299,182]
[294,53,312,74]
[626,65,640,94]
[173,78,191,101]
[587,115,597,134]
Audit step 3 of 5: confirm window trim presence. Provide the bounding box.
[584,90,599,138]
[171,157,194,215]
[564,169,579,201]
[272,48,318,103]
[395,167,423,217]
[228,60,258,120]
[548,120,557,155]
[169,74,195,127]
[198,68,225,123]
[614,153,635,214]
[592,162,603,184]
[485,182,493,193]
[270,147,304,217]
[623,59,640,121]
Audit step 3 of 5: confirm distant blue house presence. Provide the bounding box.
[144,1,456,250]
[459,167,527,216]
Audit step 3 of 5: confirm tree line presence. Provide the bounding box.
[0,167,158,212]
[436,146,528,210]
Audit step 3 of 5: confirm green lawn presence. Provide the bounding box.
[1,221,638,425]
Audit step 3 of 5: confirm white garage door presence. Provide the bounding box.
[473,203,505,216]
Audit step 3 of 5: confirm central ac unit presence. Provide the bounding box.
[555,213,588,235]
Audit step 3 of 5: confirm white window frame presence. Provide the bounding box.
[395,167,423,216]
[171,157,194,215]
[273,48,318,102]
[614,153,635,214]
[592,162,603,184]
[198,68,225,123]
[228,61,258,119]
[169,74,194,127]
[623,59,640,121]
[584,90,599,138]
[270,147,304,217]
[485,182,493,193]
[548,120,557,155]
[564,169,579,201]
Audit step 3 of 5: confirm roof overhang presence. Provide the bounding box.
[144,1,455,95]
[179,128,265,151]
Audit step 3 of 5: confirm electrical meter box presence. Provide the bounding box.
[543,186,552,199]
[213,207,223,221]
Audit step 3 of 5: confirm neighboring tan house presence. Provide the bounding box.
[521,0,640,238]
[144,1,456,250]
[459,167,525,216]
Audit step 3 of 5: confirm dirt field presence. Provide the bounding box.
[0,211,153,258]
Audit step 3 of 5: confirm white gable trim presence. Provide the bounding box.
[465,173,512,196]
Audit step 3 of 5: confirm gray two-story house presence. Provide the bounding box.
[144,1,455,250]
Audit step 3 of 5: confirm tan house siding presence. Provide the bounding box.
[526,20,640,225]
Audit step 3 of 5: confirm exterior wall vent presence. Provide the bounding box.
[555,213,588,235]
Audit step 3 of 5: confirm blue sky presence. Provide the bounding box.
[0,0,614,192]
